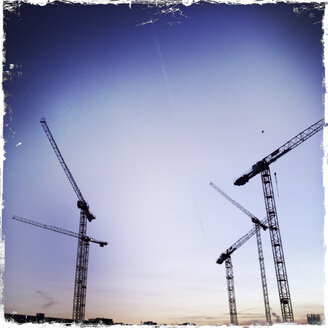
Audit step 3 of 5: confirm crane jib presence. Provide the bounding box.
[40,118,85,202]
[210,182,268,230]
[12,215,107,246]
[234,118,324,186]
[217,217,269,265]
[40,118,96,222]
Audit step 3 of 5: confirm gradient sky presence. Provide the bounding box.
[2,2,325,325]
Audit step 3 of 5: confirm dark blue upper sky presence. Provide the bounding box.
[4,3,323,129]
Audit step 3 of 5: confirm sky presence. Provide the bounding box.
[2,2,325,326]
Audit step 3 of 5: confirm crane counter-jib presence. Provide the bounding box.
[216,216,269,264]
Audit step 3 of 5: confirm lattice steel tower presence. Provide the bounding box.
[40,118,99,321]
[211,182,271,325]
[234,118,324,322]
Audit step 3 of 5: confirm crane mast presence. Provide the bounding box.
[225,257,238,326]
[233,118,324,323]
[225,235,269,326]
[261,168,293,322]
[217,221,269,326]
[73,210,89,321]
[40,118,96,321]
[255,225,271,325]
[211,183,271,325]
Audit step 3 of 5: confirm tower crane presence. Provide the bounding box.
[234,118,324,323]
[217,216,270,325]
[12,215,108,247]
[40,117,100,321]
[210,182,271,325]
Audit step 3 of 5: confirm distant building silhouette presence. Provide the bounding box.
[88,317,114,325]
[5,312,114,325]
[5,313,37,324]
[181,323,196,326]
[143,321,157,325]
[307,314,322,325]
[36,313,45,323]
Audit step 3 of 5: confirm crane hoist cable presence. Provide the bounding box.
[274,172,279,197]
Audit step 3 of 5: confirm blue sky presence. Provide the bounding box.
[2,2,325,325]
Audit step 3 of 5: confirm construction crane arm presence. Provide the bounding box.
[234,118,325,186]
[217,217,269,264]
[12,215,108,247]
[210,182,268,230]
[40,118,95,221]
[40,118,85,203]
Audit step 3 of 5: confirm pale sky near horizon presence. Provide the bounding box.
[2,2,325,325]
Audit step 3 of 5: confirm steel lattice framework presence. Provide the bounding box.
[225,257,238,326]
[40,119,85,204]
[217,217,269,265]
[261,168,293,322]
[234,118,324,322]
[40,118,101,321]
[12,215,107,321]
[255,225,271,325]
[211,183,271,325]
[234,119,324,186]
[12,215,107,246]
[216,221,271,325]
[73,210,90,321]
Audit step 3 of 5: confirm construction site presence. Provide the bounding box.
[2,2,325,327]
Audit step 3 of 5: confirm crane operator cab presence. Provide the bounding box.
[217,252,230,265]
[77,201,96,222]
[251,160,268,176]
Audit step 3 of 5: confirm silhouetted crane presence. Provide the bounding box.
[210,182,271,325]
[234,118,324,322]
[40,117,101,321]
[217,217,269,325]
